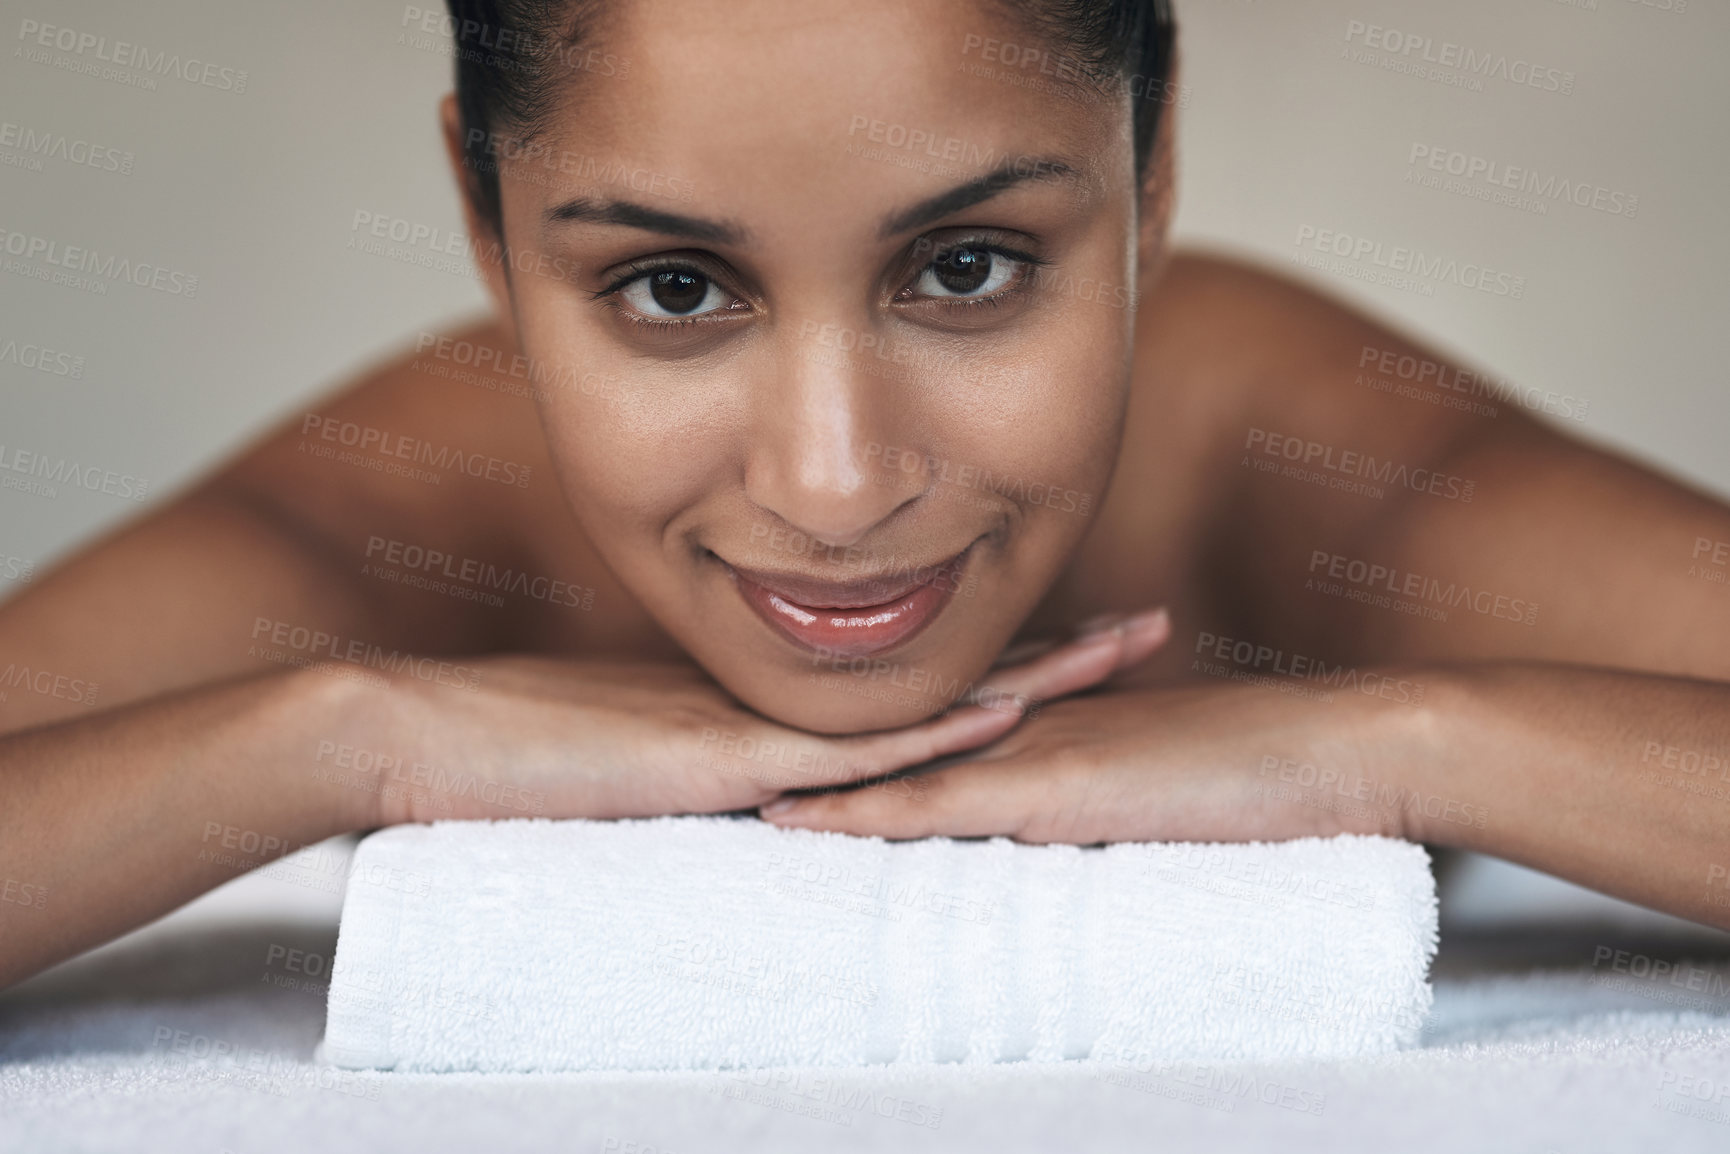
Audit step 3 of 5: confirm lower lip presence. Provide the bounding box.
[729,549,970,659]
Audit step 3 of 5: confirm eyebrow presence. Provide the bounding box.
[542,198,746,245]
[539,155,1082,246]
[877,157,1083,239]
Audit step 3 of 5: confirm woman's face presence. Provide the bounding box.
[469,0,1150,733]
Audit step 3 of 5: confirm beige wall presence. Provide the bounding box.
[3,0,1725,925]
[3,0,1725,565]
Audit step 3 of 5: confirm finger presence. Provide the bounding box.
[760,759,1050,840]
[791,607,1169,790]
[806,609,1172,787]
[964,607,1170,707]
[989,636,1060,668]
[986,612,1125,672]
[810,703,1024,787]
[694,691,1025,800]
[1112,606,1172,669]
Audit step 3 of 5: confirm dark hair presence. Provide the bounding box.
[445,0,1177,235]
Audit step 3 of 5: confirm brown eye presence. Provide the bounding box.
[913,246,1019,299]
[619,268,729,317]
[649,271,708,313]
[932,248,992,294]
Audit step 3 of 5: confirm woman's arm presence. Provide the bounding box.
[0,426,438,987]
[0,668,375,989]
[0,331,1175,988]
[0,472,1167,990]
[763,660,1730,930]
[1395,662,1730,927]
[0,628,1162,990]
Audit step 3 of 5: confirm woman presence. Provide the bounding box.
[2,0,1727,990]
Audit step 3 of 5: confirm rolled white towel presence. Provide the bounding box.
[322,816,1437,1073]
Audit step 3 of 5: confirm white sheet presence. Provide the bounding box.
[5,838,1728,1152]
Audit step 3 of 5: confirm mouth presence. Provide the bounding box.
[720,543,974,659]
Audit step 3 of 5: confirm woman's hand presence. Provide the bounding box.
[760,673,1432,844]
[366,607,1173,825]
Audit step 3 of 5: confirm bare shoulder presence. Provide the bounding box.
[208,317,588,647]
[1133,250,1543,445]
[1116,251,1730,678]
[1082,250,1562,670]
[1119,248,1570,522]
[0,317,581,729]
[216,318,553,549]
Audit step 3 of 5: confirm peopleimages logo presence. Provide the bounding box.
[1244,426,1476,502]
[362,535,595,610]
[1342,20,1576,95]
[0,336,84,379]
[299,414,533,489]
[1292,225,1525,299]
[248,616,482,692]
[0,121,134,175]
[463,129,693,202]
[15,19,249,93]
[0,662,99,707]
[0,226,198,297]
[1308,549,1539,627]
[1191,630,1426,705]
[348,209,581,285]
[0,445,149,501]
[845,115,1071,178]
[1356,344,1590,423]
[397,6,628,79]
[1407,144,1637,218]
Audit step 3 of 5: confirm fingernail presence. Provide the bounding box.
[1126,606,1170,632]
[1073,627,1122,648]
[760,798,800,818]
[995,638,1058,666]
[1075,612,1125,637]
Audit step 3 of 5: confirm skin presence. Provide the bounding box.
[472,0,1148,734]
[3,0,1730,990]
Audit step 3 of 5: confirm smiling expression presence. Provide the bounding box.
[454,0,1157,732]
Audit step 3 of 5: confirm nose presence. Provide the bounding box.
[742,321,916,548]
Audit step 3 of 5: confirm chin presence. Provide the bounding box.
[716,647,987,735]
[754,680,942,736]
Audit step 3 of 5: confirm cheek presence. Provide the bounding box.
[516,313,745,521]
[537,390,727,533]
[936,313,1130,499]
[520,304,719,473]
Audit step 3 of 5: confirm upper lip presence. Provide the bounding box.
[720,546,969,609]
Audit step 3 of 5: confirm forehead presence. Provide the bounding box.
[513,0,1133,221]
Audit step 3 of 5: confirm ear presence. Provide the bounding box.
[1135,50,1180,291]
[439,92,515,324]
